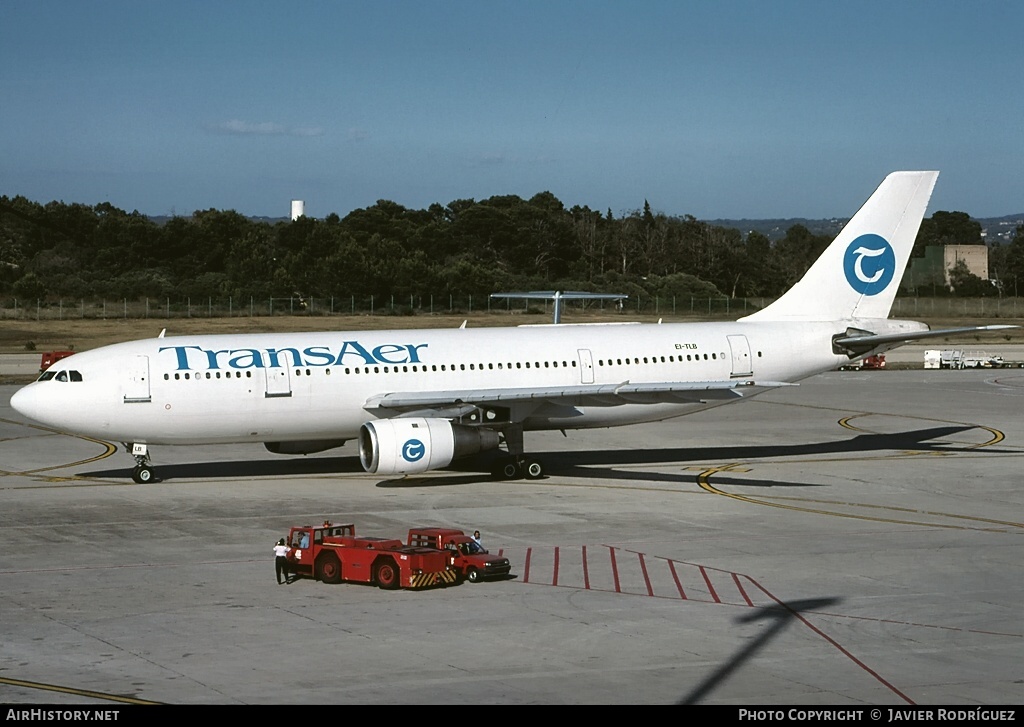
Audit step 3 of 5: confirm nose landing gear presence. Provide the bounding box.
[125,442,156,483]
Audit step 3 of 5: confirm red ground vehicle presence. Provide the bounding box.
[839,354,885,371]
[285,521,457,590]
[39,350,75,373]
[407,528,512,583]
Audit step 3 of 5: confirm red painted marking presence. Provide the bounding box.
[700,566,720,603]
[668,560,687,600]
[742,574,916,705]
[609,546,621,593]
[733,572,754,607]
[582,545,591,590]
[553,546,560,586]
[639,553,654,596]
[523,547,532,583]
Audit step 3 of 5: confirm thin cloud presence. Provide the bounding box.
[474,153,509,166]
[208,120,325,137]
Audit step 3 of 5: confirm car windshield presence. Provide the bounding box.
[466,541,485,554]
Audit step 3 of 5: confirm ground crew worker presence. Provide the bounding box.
[274,538,290,584]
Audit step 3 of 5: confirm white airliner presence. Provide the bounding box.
[10,171,1014,483]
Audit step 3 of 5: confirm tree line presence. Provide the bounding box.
[2,193,1022,305]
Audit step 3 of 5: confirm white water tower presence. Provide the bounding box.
[290,200,305,220]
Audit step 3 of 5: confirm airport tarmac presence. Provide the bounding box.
[1,368,1022,706]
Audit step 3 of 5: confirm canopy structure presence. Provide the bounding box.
[490,291,628,324]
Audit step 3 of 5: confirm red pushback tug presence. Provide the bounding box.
[39,350,75,373]
[285,522,457,590]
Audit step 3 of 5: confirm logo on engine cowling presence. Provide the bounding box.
[843,234,895,295]
[402,439,425,462]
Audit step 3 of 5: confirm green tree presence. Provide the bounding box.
[913,211,983,258]
[947,259,992,296]
[999,225,1024,297]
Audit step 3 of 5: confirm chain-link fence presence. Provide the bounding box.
[1,295,1021,321]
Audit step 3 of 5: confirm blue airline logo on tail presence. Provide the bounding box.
[843,234,895,295]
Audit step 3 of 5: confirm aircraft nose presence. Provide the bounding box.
[10,384,44,422]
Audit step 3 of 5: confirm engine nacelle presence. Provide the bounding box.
[265,439,347,455]
[359,418,501,475]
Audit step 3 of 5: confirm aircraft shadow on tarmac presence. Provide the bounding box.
[78,424,1004,486]
[81,455,365,482]
[678,597,843,705]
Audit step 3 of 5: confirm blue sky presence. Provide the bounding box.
[2,1,1021,220]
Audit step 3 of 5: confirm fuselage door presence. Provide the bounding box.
[123,355,152,403]
[264,355,292,398]
[727,335,753,378]
[577,348,595,384]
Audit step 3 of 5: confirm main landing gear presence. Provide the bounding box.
[490,424,545,480]
[490,456,544,480]
[125,442,156,483]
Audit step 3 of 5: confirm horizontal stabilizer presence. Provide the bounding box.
[833,324,1019,355]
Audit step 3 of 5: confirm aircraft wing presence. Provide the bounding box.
[834,324,1018,355]
[364,379,793,413]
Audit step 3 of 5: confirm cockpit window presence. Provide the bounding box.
[43,370,83,382]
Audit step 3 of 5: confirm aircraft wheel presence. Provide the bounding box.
[524,459,544,479]
[491,458,521,480]
[132,465,154,484]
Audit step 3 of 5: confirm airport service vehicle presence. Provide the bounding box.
[923,349,1022,370]
[12,171,1019,484]
[39,350,75,373]
[838,354,885,371]
[407,528,512,583]
[286,521,457,590]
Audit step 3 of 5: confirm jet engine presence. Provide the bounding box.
[359,418,501,475]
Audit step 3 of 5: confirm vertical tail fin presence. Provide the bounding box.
[740,171,939,322]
